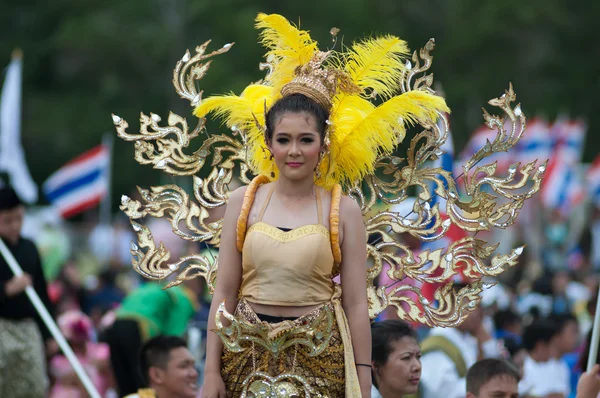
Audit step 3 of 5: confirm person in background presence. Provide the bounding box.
[48,259,85,313]
[370,320,421,398]
[420,286,504,398]
[124,335,198,398]
[0,185,55,397]
[466,358,520,398]
[49,310,112,397]
[549,314,580,398]
[493,309,523,347]
[520,319,563,397]
[83,268,125,326]
[102,278,201,396]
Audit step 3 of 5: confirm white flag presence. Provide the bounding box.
[0,50,38,203]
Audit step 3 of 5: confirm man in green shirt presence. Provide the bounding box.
[102,278,201,396]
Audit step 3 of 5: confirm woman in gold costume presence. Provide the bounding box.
[197,14,448,398]
[203,93,371,397]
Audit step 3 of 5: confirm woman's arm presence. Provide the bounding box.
[339,195,372,398]
[204,186,246,376]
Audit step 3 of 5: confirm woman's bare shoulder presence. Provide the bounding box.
[228,185,248,205]
[339,194,362,218]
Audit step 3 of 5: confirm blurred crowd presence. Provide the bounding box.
[1,182,599,397]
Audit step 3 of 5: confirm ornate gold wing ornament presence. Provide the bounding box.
[113,14,545,332]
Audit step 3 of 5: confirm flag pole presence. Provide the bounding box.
[587,284,600,371]
[99,133,114,267]
[0,239,101,398]
[100,132,113,227]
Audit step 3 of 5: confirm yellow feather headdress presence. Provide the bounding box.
[194,13,450,189]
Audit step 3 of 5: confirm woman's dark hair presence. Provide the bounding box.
[371,320,418,388]
[264,94,329,143]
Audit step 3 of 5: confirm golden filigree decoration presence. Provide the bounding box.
[172,40,235,106]
[214,301,335,357]
[115,38,544,327]
[355,39,545,322]
[242,373,315,398]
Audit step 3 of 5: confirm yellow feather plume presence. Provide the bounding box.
[255,13,318,92]
[193,83,278,179]
[323,91,450,187]
[342,36,409,99]
[194,84,273,129]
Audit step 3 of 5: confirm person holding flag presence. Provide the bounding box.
[0,185,55,397]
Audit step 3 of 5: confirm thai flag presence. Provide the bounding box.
[516,118,552,165]
[43,145,110,218]
[587,155,600,207]
[540,119,586,213]
[551,118,586,166]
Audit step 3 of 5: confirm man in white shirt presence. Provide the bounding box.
[519,320,565,398]
[546,314,579,398]
[420,297,504,398]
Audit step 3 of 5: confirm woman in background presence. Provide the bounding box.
[371,320,422,397]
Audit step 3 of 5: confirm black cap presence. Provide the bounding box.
[0,186,23,210]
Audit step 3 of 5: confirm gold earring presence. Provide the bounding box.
[270,152,275,178]
[315,150,325,181]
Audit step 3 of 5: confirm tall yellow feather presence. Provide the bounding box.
[193,84,273,129]
[342,36,409,99]
[323,91,449,188]
[193,83,278,179]
[255,13,318,93]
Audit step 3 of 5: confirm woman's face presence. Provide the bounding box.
[374,336,422,396]
[268,112,322,182]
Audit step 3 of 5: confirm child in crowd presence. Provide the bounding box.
[49,310,112,397]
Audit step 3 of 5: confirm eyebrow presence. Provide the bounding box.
[399,350,420,355]
[275,132,318,136]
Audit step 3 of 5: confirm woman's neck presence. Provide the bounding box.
[273,175,316,199]
[377,384,404,398]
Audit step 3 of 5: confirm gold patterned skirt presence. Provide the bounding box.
[219,299,346,397]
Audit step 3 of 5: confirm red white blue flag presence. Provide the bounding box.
[43,145,109,218]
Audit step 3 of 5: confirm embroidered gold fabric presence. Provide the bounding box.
[247,222,330,242]
[220,300,346,397]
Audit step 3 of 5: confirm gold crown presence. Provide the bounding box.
[280,51,359,110]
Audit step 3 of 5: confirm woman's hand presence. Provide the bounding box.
[202,371,226,398]
[576,364,600,398]
[4,274,32,297]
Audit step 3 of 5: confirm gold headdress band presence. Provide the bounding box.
[280,51,360,110]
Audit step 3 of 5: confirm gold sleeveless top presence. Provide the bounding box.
[236,176,342,306]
